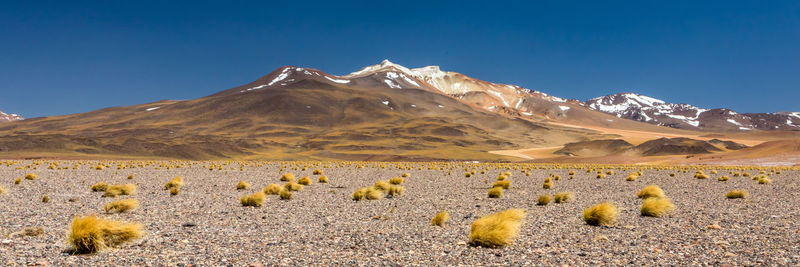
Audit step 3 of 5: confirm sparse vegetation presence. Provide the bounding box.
[636,185,665,199]
[236,180,250,190]
[280,173,295,182]
[279,188,293,200]
[717,175,730,181]
[352,187,368,201]
[298,176,312,185]
[313,169,323,175]
[553,192,573,203]
[468,209,527,248]
[726,190,747,199]
[91,182,109,192]
[583,202,618,226]
[537,195,551,206]
[284,182,303,191]
[169,187,180,196]
[640,197,675,217]
[318,175,329,183]
[263,184,282,195]
[386,185,404,196]
[25,173,37,180]
[389,177,404,185]
[366,187,384,200]
[493,180,511,189]
[103,184,136,198]
[626,173,638,181]
[66,215,143,254]
[104,199,140,213]
[431,211,449,227]
[488,187,503,198]
[757,176,772,184]
[42,195,50,203]
[164,177,183,190]
[240,192,266,207]
[14,177,21,184]
[543,177,553,189]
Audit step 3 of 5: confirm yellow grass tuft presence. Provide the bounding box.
[103,184,137,198]
[431,211,449,227]
[42,195,50,203]
[297,176,312,185]
[318,175,329,183]
[235,180,250,190]
[0,185,6,195]
[353,187,368,201]
[279,188,293,200]
[240,192,266,207]
[717,176,730,181]
[543,177,553,189]
[366,187,384,200]
[626,173,638,181]
[284,182,303,191]
[537,195,551,206]
[492,180,511,189]
[127,174,134,180]
[726,190,747,199]
[14,177,21,184]
[636,185,665,199]
[640,197,675,217]
[66,215,144,254]
[694,171,709,179]
[488,187,503,198]
[91,182,109,192]
[373,180,391,191]
[169,187,179,196]
[553,192,574,203]
[263,184,282,195]
[468,209,527,248]
[757,176,772,184]
[280,173,295,182]
[104,199,140,213]
[583,202,618,226]
[313,169,323,175]
[386,185,404,196]
[25,173,37,180]
[401,173,410,178]
[164,177,183,190]
[596,173,606,179]
[389,177,405,185]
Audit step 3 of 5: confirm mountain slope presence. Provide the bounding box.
[586,93,800,131]
[0,65,610,160]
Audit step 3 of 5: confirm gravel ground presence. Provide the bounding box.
[1,161,798,266]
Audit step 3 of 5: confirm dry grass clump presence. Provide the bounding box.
[386,185,404,196]
[742,172,751,177]
[373,180,391,191]
[757,176,772,184]
[235,180,250,190]
[91,182,109,192]
[553,192,574,203]
[240,192,266,207]
[66,215,144,254]
[726,190,747,199]
[583,202,618,226]
[25,173,37,180]
[717,176,730,181]
[640,197,675,217]
[366,187,384,200]
[0,185,6,195]
[104,199,140,213]
[432,211,449,227]
[488,187,503,198]
[103,184,136,198]
[468,209,527,248]
[313,169,323,175]
[14,177,21,184]
[164,177,183,190]
[694,171,709,179]
[352,187,368,201]
[169,187,180,196]
[280,173,295,182]
[127,174,134,180]
[297,176,312,185]
[492,180,511,189]
[636,185,665,199]
[626,173,638,181]
[263,184,282,195]
[284,182,303,191]
[279,188,293,200]
[596,173,606,179]
[537,195,551,206]
[318,175,329,183]
[402,173,410,178]
[389,177,405,185]
[542,177,553,189]
[42,195,50,203]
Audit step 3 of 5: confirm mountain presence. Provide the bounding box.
[586,93,800,131]
[0,63,609,161]
[0,110,23,122]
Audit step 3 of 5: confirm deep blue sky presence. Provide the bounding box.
[2,1,799,118]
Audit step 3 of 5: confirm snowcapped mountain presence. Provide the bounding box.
[586,93,800,131]
[0,110,23,122]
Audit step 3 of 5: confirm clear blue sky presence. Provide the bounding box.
[2,1,799,118]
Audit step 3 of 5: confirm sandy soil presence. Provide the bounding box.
[1,161,798,265]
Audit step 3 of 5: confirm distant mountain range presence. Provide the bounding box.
[0,110,23,122]
[0,60,797,161]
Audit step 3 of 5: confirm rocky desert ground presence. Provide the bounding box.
[1,160,798,266]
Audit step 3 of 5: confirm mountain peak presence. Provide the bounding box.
[0,110,24,122]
